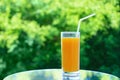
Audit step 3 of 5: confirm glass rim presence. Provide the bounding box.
[61,32,80,34]
[61,32,80,38]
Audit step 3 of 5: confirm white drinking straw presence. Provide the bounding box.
[76,13,96,36]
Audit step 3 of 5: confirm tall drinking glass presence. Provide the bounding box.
[61,32,80,80]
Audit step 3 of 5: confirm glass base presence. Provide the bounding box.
[62,71,80,80]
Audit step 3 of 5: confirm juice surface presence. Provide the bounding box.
[61,37,80,72]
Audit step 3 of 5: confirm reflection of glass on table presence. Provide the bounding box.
[4,69,119,80]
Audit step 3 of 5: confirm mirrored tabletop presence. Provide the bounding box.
[4,69,119,80]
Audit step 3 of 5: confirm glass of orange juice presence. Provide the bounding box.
[61,32,80,80]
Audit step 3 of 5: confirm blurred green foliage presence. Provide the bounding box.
[0,0,120,79]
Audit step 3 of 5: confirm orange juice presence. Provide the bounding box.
[61,37,80,72]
